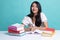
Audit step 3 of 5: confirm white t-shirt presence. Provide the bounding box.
[22,12,47,27]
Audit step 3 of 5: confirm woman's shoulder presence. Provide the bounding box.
[40,12,48,22]
[23,16,32,21]
[24,16,31,19]
[40,12,47,18]
[40,12,45,16]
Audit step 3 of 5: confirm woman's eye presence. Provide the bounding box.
[32,5,34,7]
[32,6,38,8]
[32,5,38,8]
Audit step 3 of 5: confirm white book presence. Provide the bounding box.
[11,23,24,31]
[19,30,25,33]
[26,29,53,34]
[26,29,43,34]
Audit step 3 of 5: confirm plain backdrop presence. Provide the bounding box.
[0,0,60,31]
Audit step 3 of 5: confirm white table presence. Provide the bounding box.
[0,30,60,40]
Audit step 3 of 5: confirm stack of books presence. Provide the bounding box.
[8,23,25,34]
[41,28,55,37]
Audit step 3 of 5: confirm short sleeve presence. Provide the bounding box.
[22,16,32,26]
[41,12,47,22]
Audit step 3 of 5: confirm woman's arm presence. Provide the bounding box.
[39,22,48,30]
[22,23,32,31]
[44,22,48,28]
[32,22,48,30]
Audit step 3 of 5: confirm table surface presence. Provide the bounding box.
[0,30,60,40]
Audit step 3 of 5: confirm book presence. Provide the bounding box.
[8,23,25,34]
[26,28,55,37]
[8,23,24,31]
[41,28,55,37]
[8,29,24,34]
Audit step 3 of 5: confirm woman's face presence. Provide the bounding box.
[32,3,38,15]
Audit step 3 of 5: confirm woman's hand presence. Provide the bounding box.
[38,27,47,30]
[31,26,47,31]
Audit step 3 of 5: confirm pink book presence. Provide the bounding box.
[44,28,55,33]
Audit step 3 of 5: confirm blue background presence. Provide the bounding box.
[0,0,60,31]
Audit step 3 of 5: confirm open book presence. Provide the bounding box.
[26,30,42,34]
[26,28,55,37]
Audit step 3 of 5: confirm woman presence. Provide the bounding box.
[22,1,48,32]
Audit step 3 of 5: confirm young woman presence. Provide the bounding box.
[22,1,48,32]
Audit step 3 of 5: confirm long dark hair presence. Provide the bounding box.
[27,1,42,27]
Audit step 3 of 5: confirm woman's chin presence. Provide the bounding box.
[33,12,37,14]
[33,12,37,13]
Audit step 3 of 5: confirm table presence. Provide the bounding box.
[0,30,60,40]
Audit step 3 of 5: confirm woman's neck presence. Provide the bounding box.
[34,13,37,17]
